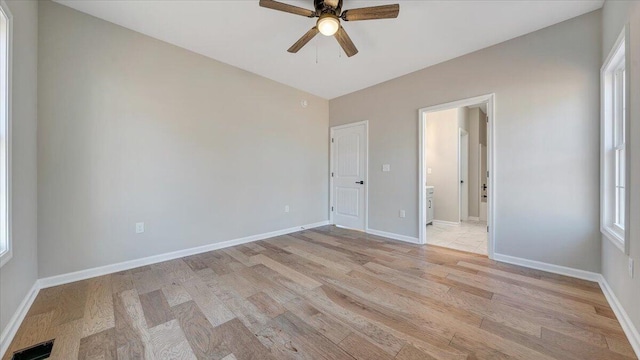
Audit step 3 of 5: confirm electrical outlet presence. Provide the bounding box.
[135,222,145,234]
[399,210,406,218]
[284,205,290,213]
[382,164,391,172]
[629,258,634,278]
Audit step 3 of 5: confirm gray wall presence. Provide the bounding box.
[601,0,640,342]
[37,1,329,278]
[330,10,602,272]
[0,0,38,336]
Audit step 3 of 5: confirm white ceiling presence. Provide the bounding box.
[54,0,603,99]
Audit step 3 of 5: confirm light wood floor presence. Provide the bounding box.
[3,226,636,360]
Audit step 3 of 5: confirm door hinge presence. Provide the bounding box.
[487,226,489,232]
[331,206,334,211]
[331,172,334,177]
[331,138,334,143]
[487,171,489,178]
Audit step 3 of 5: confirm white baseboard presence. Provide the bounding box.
[598,275,640,358]
[39,220,329,289]
[432,220,461,226]
[366,228,421,244]
[493,253,601,282]
[0,282,40,358]
[467,216,480,221]
[493,253,639,358]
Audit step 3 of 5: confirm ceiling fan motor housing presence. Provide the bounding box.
[314,0,342,16]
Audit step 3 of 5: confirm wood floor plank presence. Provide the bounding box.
[115,289,156,359]
[171,300,231,360]
[148,319,197,360]
[395,343,438,360]
[257,311,354,360]
[78,327,116,360]
[139,289,174,328]
[251,253,323,290]
[247,291,287,318]
[49,319,83,360]
[81,275,115,338]
[161,283,192,307]
[338,332,393,360]
[282,296,352,344]
[112,290,147,360]
[182,277,235,327]
[4,225,636,360]
[212,318,276,360]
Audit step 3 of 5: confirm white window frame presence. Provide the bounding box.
[600,27,630,254]
[0,0,11,267]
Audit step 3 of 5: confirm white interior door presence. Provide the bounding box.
[460,129,469,221]
[331,122,367,230]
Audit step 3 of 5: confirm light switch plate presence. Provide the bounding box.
[399,210,406,218]
[285,205,290,213]
[427,168,432,174]
[135,222,145,234]
[382,164,391,172]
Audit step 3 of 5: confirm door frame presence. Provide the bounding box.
[329,120,369,231]
[459,128,469,222]
[419,94,496,259]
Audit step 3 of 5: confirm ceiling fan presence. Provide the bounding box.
[259,0,400,57]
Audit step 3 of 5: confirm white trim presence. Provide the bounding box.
[419,94,496,259]
[432,220,461,226]
[365,228,420,244]
[329,120,368,231]
[467,216,480,221]
[0,0,13,267]
[0,282,39,358]
[493,253,639,358]
[600,26,630,255]
[599,276,640,358]
[493,253,601,281]
[38,220,329,289]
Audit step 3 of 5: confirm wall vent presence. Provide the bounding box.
[11,340,54,360]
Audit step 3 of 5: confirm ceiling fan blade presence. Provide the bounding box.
[288,27,320,53]
[335,26,358,57]
[341,4,399,21]
[259,0,316,18]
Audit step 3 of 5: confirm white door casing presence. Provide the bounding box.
[418,94,496,258]
[330,121,367,231]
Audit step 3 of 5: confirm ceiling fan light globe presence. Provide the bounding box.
[317,15,339,36]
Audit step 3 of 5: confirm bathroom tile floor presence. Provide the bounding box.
[426,220,488,255]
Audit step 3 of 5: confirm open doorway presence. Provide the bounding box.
[418,94,494,257]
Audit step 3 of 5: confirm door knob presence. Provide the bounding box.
[355,181,364,185]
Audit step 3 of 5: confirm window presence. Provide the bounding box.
[0,1,10,267]
[601,28,628,253]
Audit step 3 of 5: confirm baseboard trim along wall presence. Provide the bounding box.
[2,227,638,359]
[1,220,330,358]
[493,253,601,281]
[598,275,640,357]
[0,283,40,358]
[432,220,461,226]
[39,220,330,289]
[365,228,421,244]
[494,252,640,358]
